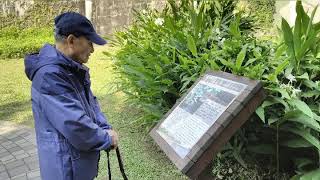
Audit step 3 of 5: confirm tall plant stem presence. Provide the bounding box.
[276,120,280,180]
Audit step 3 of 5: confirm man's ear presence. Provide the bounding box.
[66,34,77,47]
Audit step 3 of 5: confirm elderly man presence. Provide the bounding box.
[24,12,119,180]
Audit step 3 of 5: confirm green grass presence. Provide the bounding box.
[0,58,33,126]
[0,45,187,179]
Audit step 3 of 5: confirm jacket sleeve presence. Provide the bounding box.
[91,94,112,130]
[39,71,112,151]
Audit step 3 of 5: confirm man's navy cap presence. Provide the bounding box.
[54,12,106,45]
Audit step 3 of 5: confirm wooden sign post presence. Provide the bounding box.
[150,71,266,179]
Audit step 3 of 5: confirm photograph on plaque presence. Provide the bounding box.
[156,75,248,158]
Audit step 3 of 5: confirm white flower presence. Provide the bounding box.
[154,18,164,26]
[193,1,198,9]
[221,38,226,43]
[280,83,292,90]
[142,9,147,14]
[291,88,301,98]
[215,28,220,34]
[280,84,290,89]
[280,84,286,89]
[286,74,296,83]
[292,88,301,93]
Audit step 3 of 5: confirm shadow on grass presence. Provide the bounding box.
[0,100,33,126]
[96,93,187,179]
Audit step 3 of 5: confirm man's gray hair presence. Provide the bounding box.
[54,27,66,42]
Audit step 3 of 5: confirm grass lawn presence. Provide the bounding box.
[0,46,187,179]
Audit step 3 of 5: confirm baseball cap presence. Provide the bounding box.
[54,12,106,45]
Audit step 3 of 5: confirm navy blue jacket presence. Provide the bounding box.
[25,44,112,180]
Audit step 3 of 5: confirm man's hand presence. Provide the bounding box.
[107,129,119,149]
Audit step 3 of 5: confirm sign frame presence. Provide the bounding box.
[150,71,266,179]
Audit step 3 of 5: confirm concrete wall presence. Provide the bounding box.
[0,0,34,16]
[0,0,85,17]
[0,0,166,36]
[275,0,320,26]
[91,0,166,36]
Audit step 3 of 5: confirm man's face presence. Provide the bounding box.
[69,36,94,64]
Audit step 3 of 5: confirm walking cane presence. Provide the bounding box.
[106,147,128,180]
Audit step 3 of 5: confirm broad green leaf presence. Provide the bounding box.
[275,58,290,77]
[187,35,197,56]
[301,90,320,98]
[268,58,290,82]
[209,60,220,70]
[314,21,320,32]
[124,65,148,80]
[293,158,314,169]
[253,48,261,58]
[281,138,313,148]
[154,64,163,74]
[281,18,295,58]
[303,80,318,89]
[268,118,279,125]
[213,0,222,12]
[219,58,233,68]
[172,48,176,62]
[305,5,318,41]
[285,110,320,132]
[180,74,197,93]
[160,55,170,64]
[300,1,310,35]
[275,44,287,59]
[294,0,302,51]
[285,65,294,78]
[273,88,290,99]
[256,107,265,123]
[273,97,290,110]
[291,168,320,180]
[244,58,257,67]
[161,79,173,86]
[296,5,318,62]
[313,113,320,122]
[262,99,281,108]
[296,72,309,80]
[297,31,317,60]
[289,99,314,119]
[164,16,176,33]
[229,16,241,39]
[282,126,320,150]
[236,44,247,70]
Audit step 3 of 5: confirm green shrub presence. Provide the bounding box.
[111,0,259,126]
[0,27,54,59]
[255,1,320,178]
